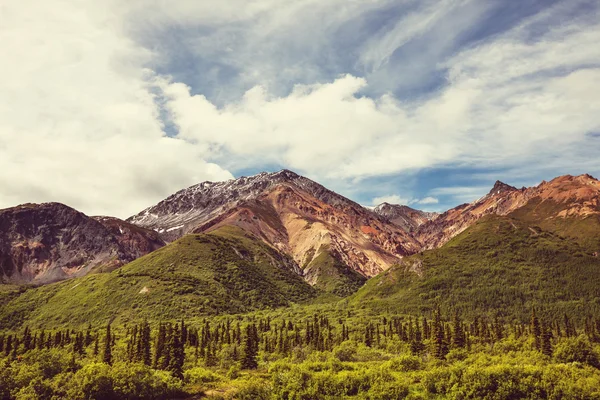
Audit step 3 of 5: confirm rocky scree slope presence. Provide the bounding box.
[128,170,421,281]
[0,203,164,284]
[373,203,438,233]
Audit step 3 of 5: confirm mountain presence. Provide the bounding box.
[128,170,421,291]
[415,174,600,249]
[0,203,164,284]
[354,213,600,321]
[353,174,600,321]
[0,226,317,329]
[373,203,438,233]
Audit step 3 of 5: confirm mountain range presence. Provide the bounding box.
[1,170,599,326]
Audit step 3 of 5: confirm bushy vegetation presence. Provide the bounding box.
[1,306,600,399]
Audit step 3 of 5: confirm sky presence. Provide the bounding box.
[1,0,600,218]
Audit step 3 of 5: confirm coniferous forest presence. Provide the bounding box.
[1,304,600,399]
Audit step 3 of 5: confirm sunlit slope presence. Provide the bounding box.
[353,214,600,321]
[0,226,317,329]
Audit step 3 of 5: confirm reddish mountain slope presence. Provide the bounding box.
[129,170,421,279]
[416,174,600,249]
[0,203,164,284]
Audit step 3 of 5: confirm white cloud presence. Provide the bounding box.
[0,0,232,218]
[159,0,600,183]
[2,0,600,218]
[416,197,439,205]
[370,195,439,207]
[430,186,490,203]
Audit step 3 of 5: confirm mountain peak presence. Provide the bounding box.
[488,180,517,196]
[272,169,300,178]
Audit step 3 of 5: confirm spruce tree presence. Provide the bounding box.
[141,320,152,366]
[541,322,553,357]
[452,312,466,349]
[85,324,93,347]
[530,308,541,350]
[168,324,184,379]
[93,335,99,357]
[22,327,32,351]
[154,323,166,369]
[433,307,448,359]
[241,323,258,369]
[103,323,113,365]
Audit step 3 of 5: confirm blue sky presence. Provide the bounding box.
[1,0,600,216]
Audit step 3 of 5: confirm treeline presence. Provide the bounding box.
[2,307,600,373]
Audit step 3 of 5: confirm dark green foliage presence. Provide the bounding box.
[102,323,112,365]
[531,307,541,350]
[1,306,600,399]
[167,323,184,379]
[541,322,553,357]
[241,323,259,369]
[452,312,466,349]
[433,307,448,359]
[354,215,600,322]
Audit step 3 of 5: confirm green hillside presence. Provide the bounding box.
[304,245,366,297]
[353,214,600,322]
[0,226,318,329]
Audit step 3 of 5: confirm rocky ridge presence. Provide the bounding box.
[0,203,164,284]
[129,170,421,278]
[415,174,600,249]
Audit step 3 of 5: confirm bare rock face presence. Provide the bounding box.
[373,203,438,233]
[129,170,421,278]
[0,203,164,284]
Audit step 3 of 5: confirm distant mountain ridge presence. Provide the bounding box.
[1,171,599,294]
[415,174,600,249]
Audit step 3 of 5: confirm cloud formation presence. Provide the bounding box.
[1,0,599,216]
[0,0,232,217]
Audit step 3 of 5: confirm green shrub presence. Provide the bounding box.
[383,355,422,372]
[368,380,409,400]
[184,366,222,385]
[230,378,271,400]
[553,335,600,368]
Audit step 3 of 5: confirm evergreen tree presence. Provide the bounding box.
[493,316,503,342]
[541,322,553,357]
[530,308,541,350]
[433,307,448,359]
[85,324,93,347]
[93,335,99,357]
[564,314,576,338]
[168,324,184,379]
[102,323,113,365]
[141,320,152,366]
[22,327,32,351]
[241,323,259,369]
[37,331,45,350]
[10,338,19,359]
[4,335,12,356]
[154,323,166,369]
[452,312,466,349]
